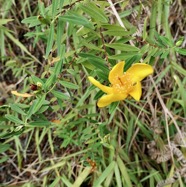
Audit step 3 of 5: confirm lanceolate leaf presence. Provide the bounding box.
[29,120,51,127]
[45,74,56,90]
[21,16,41,27]
[93,161,115,187]
[45,23,54,58]
[51,90,70,100]
[175,48,186,56]
[0,143,10,153]
[27,95,46,118]
[105,43,139,52]
[5,114,24,125]
[10,104,27,115]
[59,12,94,29]
[79,2,108,23]
[59,81,79,89]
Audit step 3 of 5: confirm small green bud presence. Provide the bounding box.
[36,82,42,88]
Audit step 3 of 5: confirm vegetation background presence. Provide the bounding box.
[0,0,186,187]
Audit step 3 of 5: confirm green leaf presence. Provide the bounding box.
[35,106,49,114]
[95,70,108,81]
[103,30,134,36]
[59,80,79,89]
[45,74,56,90]
[105,43,139,51]
[89,60,109,73]
[27,95,46,118]
[109,102,118,115]
[51,90,70,100]
[21,16,41,27]
[45,23,54,58]
[0,143,10,153]
[31,75,45,85]
[172,62,186,76]
[158,35,174,47]
[79,2,108,23]
[0,156,9,164]
[28,120,51,127]
[38,0,45,17]
[101,24,136,36]
[93,161,115,187]
[72,167,91,187]
[0,126,24,139]
[173,75,186,115]
[175,48,186,56]
[0,19,14,26]
[79,53,109,73]
[10,103,26,115]
[57,17,65,57]
[59,0,64,10]
[117,156,133,187]
[54,60,63,77]
[59,12,94,29]
[80,40,104,52]
[175,37,184,46]
[52,0,59,18]
[4,31,40,63]
[5,114,24,125]
[142,17,148,40]
[108,52,138,60]
[160,50,169,59]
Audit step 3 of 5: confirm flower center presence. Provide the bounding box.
[112,73,134,94]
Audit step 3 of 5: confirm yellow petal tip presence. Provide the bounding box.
[11,90,33,98]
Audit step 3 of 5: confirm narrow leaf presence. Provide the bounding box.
[27,95,46,118]
[79,2,108,23]
[5,31,40,62]
[105,43,139,51]
[72,167,91,187]
[117,156,133,187]
[93,161,115,187]
[0,19,14,25]
[28,120,51,127]
[5,114,24,125]
[52,0,58,18]
[46,23,54,58]
[45,74,56,90]
[59,12,94,29]
[54,60,63,77]
[21,16,41,27]
[0,143,10,153]
[51,90,70,100]
[10,104,26,115]
[175,48,186,56]
[59,81,79,89]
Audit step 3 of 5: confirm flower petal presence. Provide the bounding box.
[129,82,142,101]
[127,63,153,82]
[97,93,128,107]
[11,90,33,98]
[88,76,113,94]
[109,61,125,84]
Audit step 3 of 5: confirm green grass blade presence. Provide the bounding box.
[72,167,91,187]
[93,161,115,187]
[117,156,133,187]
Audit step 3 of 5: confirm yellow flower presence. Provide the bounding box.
[88,61,153,107]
